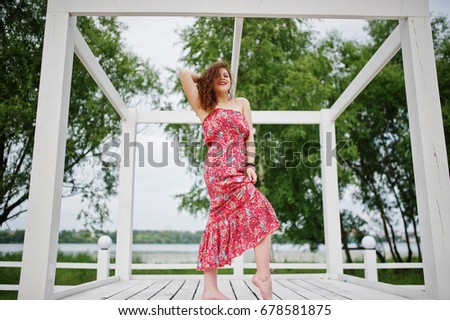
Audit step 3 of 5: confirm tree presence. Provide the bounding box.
[334,16,449,262]
[432,15,450,170]
[169,15,449,260]
[0,0,163,228]
[331,25,418,262]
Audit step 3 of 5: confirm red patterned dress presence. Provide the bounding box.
[196,107,281,271]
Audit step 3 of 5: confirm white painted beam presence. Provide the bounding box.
[47,0,429,19]
[244,263,327,269]
[230,17,244,98]
[243,110,322,124]
[53,276,120,300]
[400,17,450,299]
[18,14,76,300]
[232,255,244,276]
[115,109,137,280]
[135,110,321,124]
[330,26,401,121]
[319,109,343,279]
[72,27,128,120]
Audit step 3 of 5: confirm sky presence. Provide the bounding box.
[3,0,449,233]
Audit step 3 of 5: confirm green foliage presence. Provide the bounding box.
[0,251,97,287]
[170,14,449,254]
[432,15,450,170]
[0,291,17,300]
[0,253,22,289]
[344,268,424,285]
[334,16,450,262]
[0,229,205,244]
[132,269,233,275]
[54,252,98,285]
[58,229,99,243]
[0,230,25,243]
[335,36,417,260]
[0,0,162,228]
[132,230,203,244]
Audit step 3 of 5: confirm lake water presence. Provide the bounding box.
[0,243,323,263]
[0,242,418,263]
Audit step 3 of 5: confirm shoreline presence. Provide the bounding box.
[0,242,418,264]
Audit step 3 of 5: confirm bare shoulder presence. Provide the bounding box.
[235,97,251,112]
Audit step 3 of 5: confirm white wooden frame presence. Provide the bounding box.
[18,0,449,299]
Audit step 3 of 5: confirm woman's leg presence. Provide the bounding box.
[252,234,273,299]
[202,268,230,300]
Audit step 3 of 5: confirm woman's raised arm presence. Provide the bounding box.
[179,69,201,112]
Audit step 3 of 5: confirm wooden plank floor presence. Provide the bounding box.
[60,275,426,300]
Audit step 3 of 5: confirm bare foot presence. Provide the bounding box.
[252,274,273,300]
[202,290,231,300]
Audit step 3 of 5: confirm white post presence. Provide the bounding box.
[232,255,244,276]
[400,17,450,299]
[362,236,378,282]
[319,109,344,279]
[363,250,377,282]
[18,14,76,300]
[115,109,137,280]
[230,17,244,97]
[97,236,113,280]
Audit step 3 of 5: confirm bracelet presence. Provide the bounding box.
[245,166,255,175]
[245,163,255,173]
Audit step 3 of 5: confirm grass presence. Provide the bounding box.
[0,252,21,300]
[344,268,424,285]
[343,256,424,285]
[0,251,99,300]
[132,269,234,275]
[0,251,424,300]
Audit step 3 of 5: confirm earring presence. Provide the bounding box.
[228,88,232,100]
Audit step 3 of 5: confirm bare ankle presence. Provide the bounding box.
[254,272,271,282]
[202,289,230,300]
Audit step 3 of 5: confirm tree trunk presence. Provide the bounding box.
[411,217,422,261]
[376,250,386,263]
[386,218,402,262]
[399,211,413,262]
[0,136,5,208]
[340,217,353,263]
[380,143,414,261]
[374,192,402,262]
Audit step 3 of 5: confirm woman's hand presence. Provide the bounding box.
[245,166,257,184]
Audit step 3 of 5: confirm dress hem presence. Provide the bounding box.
[195,221,280,272]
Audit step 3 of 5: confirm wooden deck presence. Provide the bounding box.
[59,274,429,300]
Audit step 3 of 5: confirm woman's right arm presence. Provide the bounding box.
[179,69,202,112]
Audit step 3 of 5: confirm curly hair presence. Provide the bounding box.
[196,61,233,112]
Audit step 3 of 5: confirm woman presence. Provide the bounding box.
[179,61,280,300]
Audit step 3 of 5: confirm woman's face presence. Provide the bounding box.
[213,68,231,94]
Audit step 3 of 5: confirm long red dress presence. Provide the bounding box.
[196,107,281,271]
